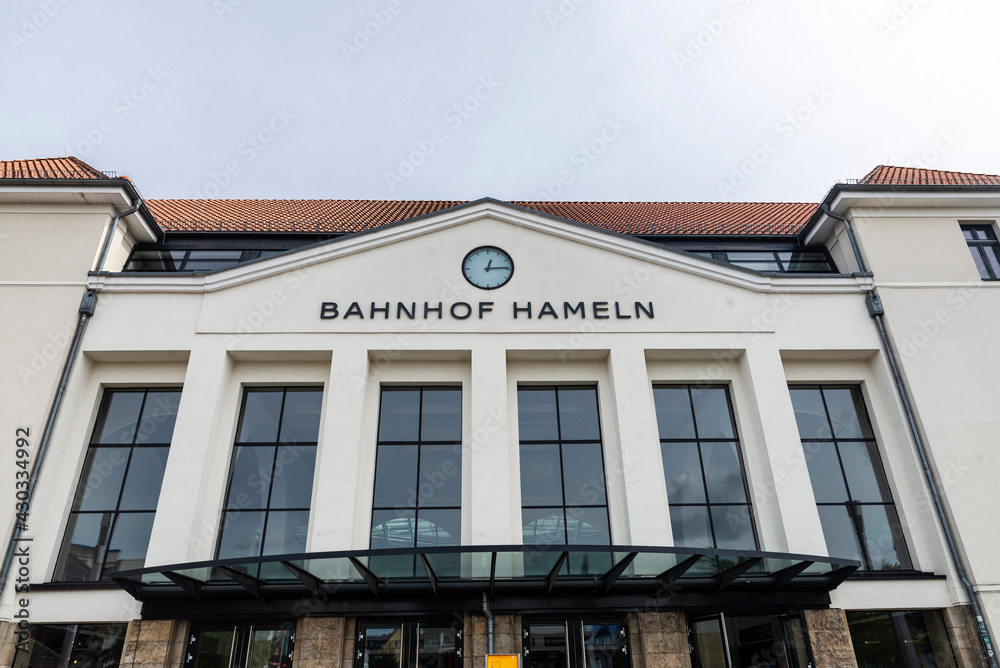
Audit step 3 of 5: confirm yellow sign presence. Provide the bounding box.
[487,655,519,668]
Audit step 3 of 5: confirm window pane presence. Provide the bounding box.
[217,510,266,559]
[226,446,275,509]
[73,448,130,511]
[839,442,892,503]
[823,388,873,439]
[118,446,169,510]
[690,388,735,438]
[653,387,696,439]
[711,506,755,550]
[190,630,235,668]
[378,389,421,442]
[670,506,712,548]
[134,390,180,444]
[518,388,559,440]
[520,444,564,506]
[789,388,832,439]
[661,442,706,504]
[561,443,607,506]
[418,626,459,668]
[904,611,958,668]
[702,442,747,504]
[371,509,417,548]
[269,445,316,509]
[583,624,626,668]
[362,626,406,668]
[262,509,309,555]
[730,260,781,272]
[421,388,462,441]
[238,391,283,443]
[248,629,293,668]
[860,504,911,570]
[278,389,323,443]
[416,508,461,546]
[970,246,991,278]
[102,512,155,576]
[71,625,128,668]
[53,512,113,581]
[526,625,569,668]
[558,388,600,440]
[373,445,418,508]
[92,391,144,444]
[419,445,462,507]
[566,507,610,544]
[522,508,565,546]
[985,245,1000,279]
[803,443,850,503]
[817,505,863,563]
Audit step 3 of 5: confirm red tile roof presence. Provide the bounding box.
[858,165,1000,186]
[146,199,819,236]
[0,156,110,179]
[6,158,1000,236]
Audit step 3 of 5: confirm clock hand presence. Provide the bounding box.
[485,259,493,271]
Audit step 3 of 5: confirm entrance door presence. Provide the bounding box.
[356,621,463,668]
[186,624,294,668]
[523,620,629,668]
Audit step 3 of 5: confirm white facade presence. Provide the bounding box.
[2,165,998,668]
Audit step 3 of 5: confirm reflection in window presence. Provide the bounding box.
[653,385,756,551]
[789,385,910,571]
[13,623,127,668]
[370,387,462,577]
[687,614,810,668]
[847,610,957,668]
[217,388,322,577]
[53,389,180,581]
[518,386,611,553]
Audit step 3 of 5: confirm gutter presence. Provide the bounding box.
[821,204,997,668]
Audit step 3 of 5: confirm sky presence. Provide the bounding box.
[2,0,999,204]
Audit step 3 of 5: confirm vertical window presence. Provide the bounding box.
[653,385,756,550]
[846,610,958,668]
[518,386,611,548]
[53,388,180,582]
[961,224,1000,280]
[355,621,463,668]
[217,388,322,576]
[789,385,911,570]
[522,620,629,668]
[370,387,462,576]
[186,623,295,668]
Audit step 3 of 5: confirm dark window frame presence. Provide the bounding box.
[52,388,181,582]
[216,386,323,571]
[789,384,912,571]
[185,621,296,668]
[518,385,613,547]
[691,249,838,274]
[653,384,758,551]
[522,617,630,668]
[960,223,1000,280]
[354,619,464,668]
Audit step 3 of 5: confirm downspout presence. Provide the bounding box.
[96,199,142,272]
[0,289,98,597]
[822,204,997,667]
[482,592,494,655]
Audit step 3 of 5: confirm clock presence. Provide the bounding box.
[462,246,514,289]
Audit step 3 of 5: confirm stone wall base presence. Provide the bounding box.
[465,614,520,668]
[120,619,187,668]
[804,609,857,668]
[626,612,690,668]
[0,621,19,668]
[943,606,990,668]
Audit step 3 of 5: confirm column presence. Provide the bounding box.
[468,345,512,544]
[145,341,234,565]
[804,610,859,668]
[119,620,186,668]
[294,618,346,668]
[739,344,827,555]
[609,346,672,545]
[628,612,691,668]
[311,346,370,550]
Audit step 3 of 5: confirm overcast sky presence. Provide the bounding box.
[2,1,998,203]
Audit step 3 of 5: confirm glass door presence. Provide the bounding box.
[687,614,813,668]
[187,625,294,668]
[523,620,629,668]
[357,621,462,668]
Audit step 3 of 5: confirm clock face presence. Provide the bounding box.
[462,246,514,289]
